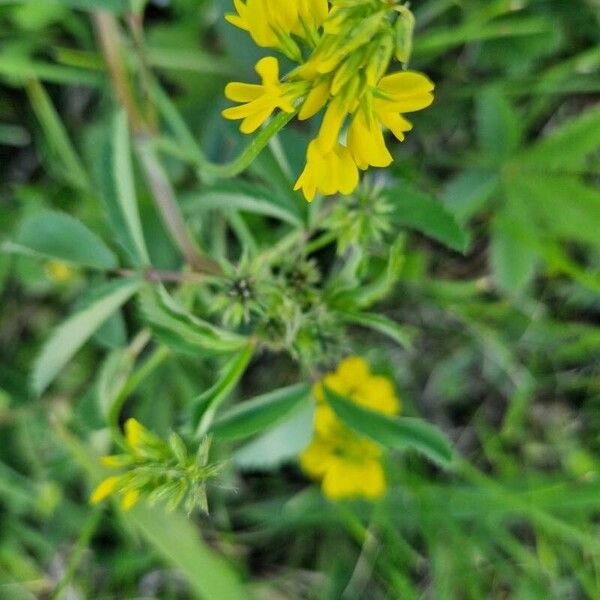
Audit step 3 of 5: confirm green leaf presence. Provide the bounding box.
[324,387,454,467]
[7,209,117,270]
[129,506,246,600]
[182,181,303,226]
[113,110,150,266]
[340,312,413,350]
[234,404,314,470]
[516,106,600,173]
[347,239,405,308]
[96,348,133,420]
[25,79,89,189]
[414,16,555,57]
[386,183,470,252]
[505,174,600,246]
[192,344,255,436]
[490,212,538,296]
[139,287,248,355]
[477,87,522,163]
[32,277,141,395]
[442,169,499,224]
[210,383,311,441]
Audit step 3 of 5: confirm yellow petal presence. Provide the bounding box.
[348,108,392,170]
[378,71,435,97]
[121,489,140,511]
[357,375,401,416]
[224,82,263,103]
[90,476,122,504]
[322,458,386,500]
[317,97,346,152]
[256,56,279,86]
[314,404,341,438]
[376,71,435,113]
[124,418,146,449]
[377,111,412,142]
[240,104,275,133]
[299,437,335,478]
[335,356,370,388]
[299,78,330,121]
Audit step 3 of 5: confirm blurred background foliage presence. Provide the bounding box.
[1,0,600,598]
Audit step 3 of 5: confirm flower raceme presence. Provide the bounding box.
[90,419,218,514]
[300,356,401,500]
[222,0,434,202]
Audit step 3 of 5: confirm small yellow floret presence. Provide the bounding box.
[222,57,296,134]
[90,476,122,505]
[125,418,146,449]
[121,489,140,511]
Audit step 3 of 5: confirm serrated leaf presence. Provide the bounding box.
[7,209,117,270]
[210,383,311,441]
[386,183,470,252]
[324,387,454,467]
[33,277,141,395]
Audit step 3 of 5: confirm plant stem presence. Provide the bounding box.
[118,268,206,283]
[150,79,297,179]
[93,10,145,134]
[50,509,103,600]
[93,10,222,276]
[135,138,223,275]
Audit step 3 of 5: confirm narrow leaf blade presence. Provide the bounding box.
[33,278,141,395]
[324,387,454,467]
[211,383,311,441]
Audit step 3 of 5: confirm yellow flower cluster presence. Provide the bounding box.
[300,356,401,500]
[90,419,147,510]
[223,0,434,201]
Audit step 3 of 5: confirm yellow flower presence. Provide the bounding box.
[294,139,358,202]
[124,417,146,450]
[222,57,297,134]
[90,476,139,511]
[226,0,328,50]
[373,71,434,138]
[225,0,296,49]
[300,356,401,501]
[223,2,436,202]
[90,475,123,505]
[121,489,140,511]
[347,71,435,169]
[300,435,385,500]
[295,0,329,35]
[347,106,393,170]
